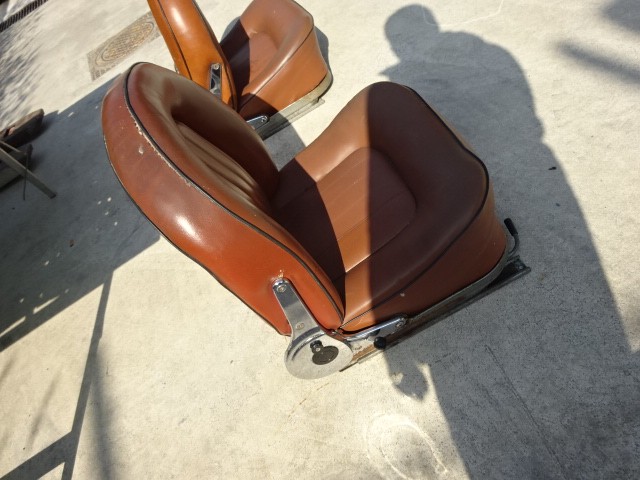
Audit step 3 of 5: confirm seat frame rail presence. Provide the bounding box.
[272,218,530,379]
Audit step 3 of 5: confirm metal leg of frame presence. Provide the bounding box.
[0,141,56,198]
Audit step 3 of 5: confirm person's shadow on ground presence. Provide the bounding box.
[375,5,640,478]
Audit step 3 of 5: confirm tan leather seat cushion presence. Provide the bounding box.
[104,64,505,335]
[221,0,329,118]
[274,83,506,330]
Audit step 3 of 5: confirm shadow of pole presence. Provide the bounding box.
[559,42,640,85]
[2,274,113,480]
[1,62,158,476]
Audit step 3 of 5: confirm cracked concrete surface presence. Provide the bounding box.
[1,0,639,478]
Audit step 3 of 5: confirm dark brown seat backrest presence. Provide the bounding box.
[148,0,237,109]
[102,63,343,334]
[220,0,322,117]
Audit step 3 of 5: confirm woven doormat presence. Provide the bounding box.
[87,12,160,81]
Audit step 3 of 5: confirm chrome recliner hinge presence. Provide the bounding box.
[272,279,353,379]
[209,63,222,97]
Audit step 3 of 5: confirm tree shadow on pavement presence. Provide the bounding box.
[0,78,159,478]
[0,79,158,352]
[604,0,640,35]
[559,0,640,86]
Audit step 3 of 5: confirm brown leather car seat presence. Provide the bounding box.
[148,0,331,136]
[103,63,509,378]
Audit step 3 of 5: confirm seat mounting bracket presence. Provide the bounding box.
[272,278,353,379]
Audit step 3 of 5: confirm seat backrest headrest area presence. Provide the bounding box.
[102,63,344,334]
[147,0,236,108]
[224,0,317,107]
[240,0,314,50]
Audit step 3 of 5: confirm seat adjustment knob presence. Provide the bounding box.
[310,340,340,365]
[373,337,387,350]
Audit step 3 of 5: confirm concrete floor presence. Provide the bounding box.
[1,0,639,478]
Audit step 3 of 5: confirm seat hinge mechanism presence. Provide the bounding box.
[272,279,353,379]
[209,63,222,97]
[246,115,269,130]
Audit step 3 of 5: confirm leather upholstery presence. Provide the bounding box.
[148,0,236,108]
[148,0,330,119]
[273,83,507,331]
[103,63,506,335]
